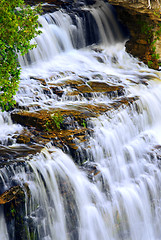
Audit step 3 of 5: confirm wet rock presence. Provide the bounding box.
[11,95,138,164]
[42,87,52,96]
[30,76,47,86]
[108,0,161,69]
[66,90,80,96]
[149,145,161,168]
[11,108,90,131]
[75,84,94,93]
[110,96,139,109]
[48,78,85,87]
[12,98,138,131]
[0,144,43,163]
[49,86,64,97]
[3,184,35,240]
[95,56,104,63]
[16,132,31,144]
[47,76,125,99]
[0,186,23,205]
[81,162,101,181]
[11,108,90,164]
[87,80,124,93]
[11,110,49,131]
[56,174,79,240]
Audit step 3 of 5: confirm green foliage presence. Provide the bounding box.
[148,60,153,68]
[150,21,161,66]
[0,0,41,111]
[140,21,153,36]
[139,20,153,42]
[81,119,87,128]
[51,113,64,130]
[154,10,160,18]
[10,203,16,217]
[46,113,64,131]
[139,15,161,68]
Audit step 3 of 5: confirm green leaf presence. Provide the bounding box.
[0,0,42,111]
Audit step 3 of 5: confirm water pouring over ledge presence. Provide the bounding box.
[1,1,161,239]
[18,1,127,67]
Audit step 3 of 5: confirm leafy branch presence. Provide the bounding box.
[0,0,41,111]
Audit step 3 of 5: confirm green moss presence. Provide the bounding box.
[24,225,30,240]
[138,19,153,41]
[138,15,161,68]
[140,21,153,36]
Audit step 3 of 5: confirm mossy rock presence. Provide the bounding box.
[108,1,161,69]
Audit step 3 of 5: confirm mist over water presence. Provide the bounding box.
[1,1,161,240]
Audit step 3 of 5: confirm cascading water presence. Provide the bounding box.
[18,1,126,66]
[1,1,161,240]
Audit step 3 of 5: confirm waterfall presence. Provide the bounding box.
[18,1,126,66]
[1,1,161,240]
[0,112,22,146]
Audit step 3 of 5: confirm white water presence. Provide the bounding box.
[0,112,22,145]
[1,1,161,240]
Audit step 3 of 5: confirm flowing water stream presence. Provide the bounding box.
[1,1,161,239]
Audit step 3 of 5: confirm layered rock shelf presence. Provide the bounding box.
[10,73,140,165]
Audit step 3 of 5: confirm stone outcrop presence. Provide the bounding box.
[108,0,161,69]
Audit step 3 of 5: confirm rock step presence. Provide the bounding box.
[11,96,138,130]
[29,76,125,100]
[11,96,138,164]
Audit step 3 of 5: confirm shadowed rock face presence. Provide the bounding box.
[0,185,32,240]
[108,0,161,69]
